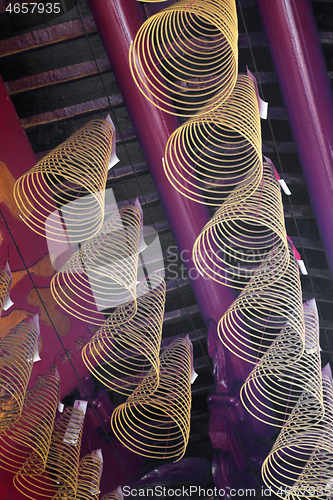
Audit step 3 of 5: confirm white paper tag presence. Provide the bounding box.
[63,400,88,445]
[58,402,64,413]
[135,198,148,253]
[91,449,103,494]
[3,261,13,312]
[303,299,321,353]
[27,314,41,363]
[3,294,14,311]
[297,259,308,275]
[263,156,291,195]
[278,179,292,196]
[247,67,268,119]
[185,334,198,384]
[92,448,103,474]
[105,114,120,170]
[287,236,307,275]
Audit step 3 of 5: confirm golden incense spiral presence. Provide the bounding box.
[129,0,238,117]
[76,452,103,500]
[0,316,39,431]
[50,205,141,326]
[0,373,60,475]
[82,274,166,396]
[14,403,86,499]
[261,368,332,499]
[193,161,287,287]
[218,242,304,364]
[111,337,192,461]
[164,75,262,205]
[240,302,323,427]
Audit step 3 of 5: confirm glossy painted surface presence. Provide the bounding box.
[258,0,333,276]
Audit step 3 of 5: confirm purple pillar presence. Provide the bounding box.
[257,0,333,277]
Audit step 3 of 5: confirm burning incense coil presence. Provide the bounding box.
[218,242,304,364]
[164,75,262,205]
[0,373,60,475]
[82,274,166,396]
[50,205,141,326]
[13,119,114,243]
[261,366,333,498]
[129,0,238,117]
[240,300,323,427]
[193,162,287,287]
[14,402,86,500]
[0,262,12,315]
[0,316,39,431]
[111,337,192,461]
[76,452,102,500]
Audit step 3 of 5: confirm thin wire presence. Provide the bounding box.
[236,0,333,358]
[0,208,134,487]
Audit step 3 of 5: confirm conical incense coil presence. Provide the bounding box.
[0,262,12,316]
[14,401,87,500]
[111,337,192,461]
[82,274,166,396]
[193,162,287,287]
[13,119,114,243]
[76,452,102,500]
[0,316,39,431]
[0,373,60,475]
[129,0,238,117]
[218,242,304,364]
[50,205,141,326]
[261,368,333,498]
[240,301,323,427]
[164,75,262,205]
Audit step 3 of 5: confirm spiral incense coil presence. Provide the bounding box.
[50,205,141,326]
[82,274,166,396]
[13,119,114,243]
[261,371,333,498]
[76,453,102,500]
[285,448,333,500]
[0,373,59,476]
[193,162,287,287]
[14,404,86,500]
[111,337,192,461]
[218,242,304,364]
[0,263,11,315]
[164,75,262,205]
[0,317,39,431]
[129,0,238,117]
[240,303,323,427]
